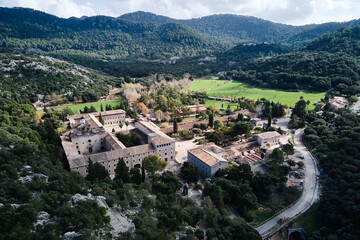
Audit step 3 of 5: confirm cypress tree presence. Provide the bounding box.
[83,106,90,113]
[115,158,130,183]
[173,118,178,133]
[209,111,214,128]
[100,104,104,112]
[89,105,96,113]
[99,113,104,125]
[142,164,145,182]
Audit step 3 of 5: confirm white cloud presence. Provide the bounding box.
[1,0,360,25]
[0,0,96,18]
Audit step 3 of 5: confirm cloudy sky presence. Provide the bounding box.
[0,0,359,25]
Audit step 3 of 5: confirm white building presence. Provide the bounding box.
[61,111,175,178]
[187,144,229,178]
[253,131,281,147]
[250,118,264,129]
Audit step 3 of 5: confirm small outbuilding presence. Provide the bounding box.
[253,131,281,147]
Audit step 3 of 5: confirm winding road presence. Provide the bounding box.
[255,129,320,239]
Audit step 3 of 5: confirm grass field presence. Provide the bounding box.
[190,78,228,92]
[190,79,325,108]
[204,99,239,110]
[56,99,122,114]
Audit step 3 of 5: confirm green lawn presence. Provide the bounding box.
[190,78,228,92]
[55,99,122,114]
[190,79,325,108]
[204,99,239,110]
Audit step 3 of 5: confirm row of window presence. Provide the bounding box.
[104,115,125,120]
[157,143,172,148]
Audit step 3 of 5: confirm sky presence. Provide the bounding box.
[0,0,359,25]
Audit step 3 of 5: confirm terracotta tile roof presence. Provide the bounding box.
[150,135,175,145]
[104,132,126,150]
[188,145,228,167]
[92,109,125,117]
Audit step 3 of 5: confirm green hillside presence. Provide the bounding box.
[306,25,360,56]
[220,25,360,95]
[0,7,223,61]
[0,53,118,103]
[120,11,360,48]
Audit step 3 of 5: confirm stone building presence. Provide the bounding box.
[253,131,281,147]
[187,144,229,178]
[61,111,175,178]
[68,109,126,128]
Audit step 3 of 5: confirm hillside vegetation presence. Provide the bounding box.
[225,26,360,95]
[120,11,360,47]
[0,7,223,62]
[0,53,118,103]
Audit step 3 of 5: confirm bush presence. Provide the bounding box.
[200,123,208,130]
[192,128,202,134]
[180,130,194,140]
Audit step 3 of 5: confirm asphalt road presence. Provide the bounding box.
[255,129,320,238]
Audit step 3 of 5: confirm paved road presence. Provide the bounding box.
[255,129,320,238]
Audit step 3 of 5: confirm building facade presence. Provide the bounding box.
[253,131,281,147]
[68,109,126,128]
[187,144,229,178]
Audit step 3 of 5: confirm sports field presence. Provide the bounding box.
[56,99,121,113]
[190,79,325,108]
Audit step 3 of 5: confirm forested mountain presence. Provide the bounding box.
[0,53,118,103]
[225,26,360,95]
[120,11,360,47]
[306,25,360,56]
[2,7,360,65]
[0,7,223,61]
[74,43,289,79]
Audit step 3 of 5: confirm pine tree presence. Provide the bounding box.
[86,159,109,183]
[130,168,142,185]
[115,158,130,183]
[173,118,178,133]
